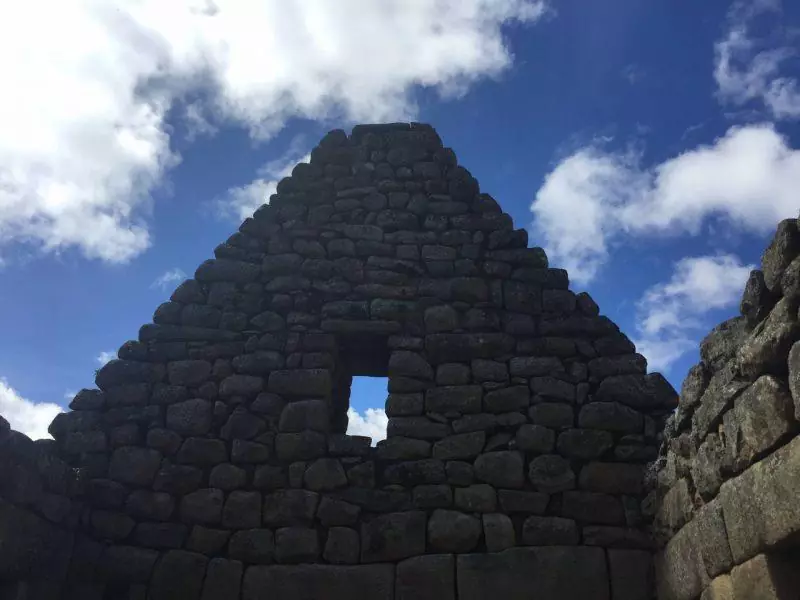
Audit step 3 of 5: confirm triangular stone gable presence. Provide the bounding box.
[3,123,680,600]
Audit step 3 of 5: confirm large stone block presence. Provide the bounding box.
[608,549,651,600]
[396,555,455,600]
[361,511,426,562]
[150,550,208,600]
[730,551,800,600]
[167,398,213,436]
[201,558,243,600]
[722,375,795,474]
[242,564,395,600]
[229,529,275,564]
[720,435,800,563]
[268,369,331,397]
[473,451,524,488]
[425,385,482,414]
[108,446,161,486]
[428,509,481,553]
[456,547,609,600]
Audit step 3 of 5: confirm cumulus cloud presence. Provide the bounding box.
[217,152,311,222]
[152,267,188,290]
[96,351,117,365]
[0,378,63,440]
[0,0,547,264]
[714,0,800,120]
[632,255,754,371]
[346,407,388,444]
[531,124,800,283]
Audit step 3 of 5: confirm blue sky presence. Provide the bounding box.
[1,0,799,440]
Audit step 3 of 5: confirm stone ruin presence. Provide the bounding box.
[0,122,797,600]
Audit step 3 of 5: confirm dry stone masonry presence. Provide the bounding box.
[3,120,762,600]
[653,218,800,600]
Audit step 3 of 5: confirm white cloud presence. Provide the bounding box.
[0,0,547,264]
[217,152,310,222]
[0,378,63,440]
[632,255,754,371]
[152,267,188,290]
[531,124,800,283]
[96,351,117,365]
[714,0,800,120]
[346,407,388,444]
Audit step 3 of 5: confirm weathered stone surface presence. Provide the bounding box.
[168,360,212,386]
[304,458,347,491]
[223,491,262,529]
[180,489,224,525]
[149,550,208,600]
[433,432,486,459]
[384,459,446,486]
[741,269,775,326]
[528,454,575,493]
[263,490,319,527]
[473,451,524,488]
[220,374,265,397]
[396,554,455,600]
[578,463,644,495]
[99,544,158,583]
[108,446,161,486]
[428,509,481,552]
[178,438,228,466]
[242,564,395,600]
[529,403,574,429]
[209,463,247,490]
[515,424,555,453]
[425,333,514,364]
[389,351,434,380]
[361,511,426,562]
[700,575,733,600]
[387,417,450,440]
[762,218,800,291]
[484,386,529,412]
[457,547,610,600]
[722,375,794,473]
[609,549,652,600]
[425,385,482,414]
[700,317,749,370]
[562,491,624,525]
[275,527,320,563]
[323,527,360,564]
[268,369,331,397]
[736,298,800,379]
[375,436,431,460]
[167,398,213,436]
[386,393,424,416]
[730,551,800,600]
[134,522,187,549]
[454,484,497,512]
[201,558,243,600]
[522,516,579,545]
[126,490,175,521]
[595,374,678,409]
[557,429,613,460]
[229,529,275,564]
[275,431,327,461]
[720,435,800,563]
[578,402,643,433]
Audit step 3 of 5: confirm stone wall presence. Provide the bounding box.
[0,123,677,600]
[652,218,800,600]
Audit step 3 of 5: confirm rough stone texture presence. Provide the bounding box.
[150,550,208,600]
[457,547,610,600]
[243,564,395,600]
[0,123,685,600]
[360,511,426,563]
[396,554,455,600]
[428,509,481,552]
[654,216,800,600]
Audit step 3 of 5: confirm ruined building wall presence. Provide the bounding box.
[0,123,677,600]
[653,218,800,600]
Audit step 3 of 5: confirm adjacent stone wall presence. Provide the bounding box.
[653,218,800,600]
[0,123,676,600]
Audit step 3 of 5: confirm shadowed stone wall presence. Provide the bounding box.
[652,218,800,600]
[0,123,678,600]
